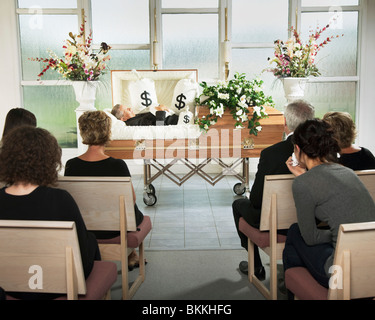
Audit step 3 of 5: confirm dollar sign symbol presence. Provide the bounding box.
[141,90,152,107]
[183,115,190,124]
[175,93,186,110]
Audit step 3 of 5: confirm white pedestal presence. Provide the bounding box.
[72,81,99,154]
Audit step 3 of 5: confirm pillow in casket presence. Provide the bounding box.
[169,78,199,116]
[128,78,159,114]
[104,108,201,140]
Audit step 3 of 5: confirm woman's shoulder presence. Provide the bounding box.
[295,163,347,182]
[360,147,375,158]
[39,185,72,197]
[106,157,129,168]
[65,157,80,164]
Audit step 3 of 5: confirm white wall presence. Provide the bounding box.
[0,0,21,135]
[358,0,375,153]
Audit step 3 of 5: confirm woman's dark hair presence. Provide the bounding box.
[292,118,340,163]
[2,108,37,139]
[0,126,62,186]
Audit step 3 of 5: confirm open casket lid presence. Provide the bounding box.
[111,69,199,112]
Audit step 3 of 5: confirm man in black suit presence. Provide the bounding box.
[232,99,315,279]
[111,104,179,126]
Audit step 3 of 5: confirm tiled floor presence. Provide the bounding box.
[132,173,253,251]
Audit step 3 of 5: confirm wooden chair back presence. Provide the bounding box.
[328,221,375,300]
[0,220,86,299]
[56,176,144,300]
[356,170,375,201]
[259,174,296,232]
[260,169,375,232]
[56,176,136,232]
[251,169,375,300]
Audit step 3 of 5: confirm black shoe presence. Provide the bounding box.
[238,261,266,281]
[239,261,248,275]
[256,266,266,281]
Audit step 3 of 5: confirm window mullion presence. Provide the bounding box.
[80,0,92,36]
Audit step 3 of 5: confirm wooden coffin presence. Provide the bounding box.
[105,105,284,160]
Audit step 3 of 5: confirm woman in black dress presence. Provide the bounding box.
[64,110,145,270]
[0,126,100,299]
[323,111,375,170]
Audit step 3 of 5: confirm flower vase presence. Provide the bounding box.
[282,77,308,103]
[72,81,99,112]
[72,81,99,153]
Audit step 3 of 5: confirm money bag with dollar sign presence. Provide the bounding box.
[177,110,194,125]
[170,78,199,115]
[128,78,159,114]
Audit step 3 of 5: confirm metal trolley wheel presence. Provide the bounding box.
[147,183,156,195]
[143,192,157,206]
[233,182,246,195]
[143,183,157,206]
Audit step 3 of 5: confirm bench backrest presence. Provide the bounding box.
[356,170,375,201]
[328,221,375,300]
[0,220,86,297]
[259,169,375,232]
[56,176,136,232]
[259,174,296,231]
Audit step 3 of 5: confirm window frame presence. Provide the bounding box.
[15,0,364,143]
[297,0,363,122]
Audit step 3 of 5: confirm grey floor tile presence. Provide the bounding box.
[131,174,251,250]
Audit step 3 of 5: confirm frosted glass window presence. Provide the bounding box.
[232,48,286,110]
[232,0,289,43]
[94,50,151,109]
[18,0,77,8]
[19,15,78,81]
[91,0,149,44]
[301,12,358,77]
[162,0,218,8]
[303,82,357,119]
[23,86,78,148]
[163,14,218,79]
[301,0,358,7]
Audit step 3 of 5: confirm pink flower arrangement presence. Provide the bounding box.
[30,22,111,81]
[266,22,343,78]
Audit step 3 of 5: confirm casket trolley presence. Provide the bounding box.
[105,69,285,206]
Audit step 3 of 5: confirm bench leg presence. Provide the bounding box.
[248,238,255,283]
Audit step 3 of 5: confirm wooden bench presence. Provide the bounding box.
[0,220,117,300]
[56,176,152,300]
[239,173,296,300]
[239,169,375,300]
[285,221,375,300]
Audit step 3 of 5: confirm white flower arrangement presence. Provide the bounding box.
[196,73,274,136]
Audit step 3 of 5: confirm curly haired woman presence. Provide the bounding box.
[0,126,100,299]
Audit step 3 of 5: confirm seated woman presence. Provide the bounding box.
[111,104,179,126]
[283,119,375,293]
[2,107,37,139]
[0,126,100,299]
[323,111,375,170]
[64,110,145,270]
